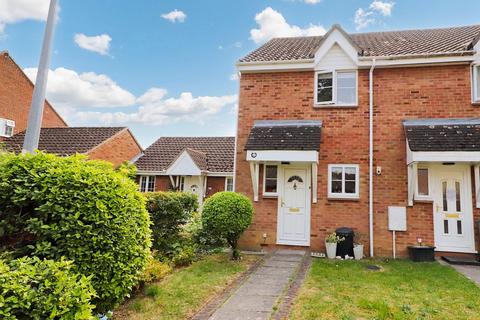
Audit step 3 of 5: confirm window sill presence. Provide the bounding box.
[328,196,360,201]
[314,104,358,109]
[472,101,480,106]
[414,197,433,203]
[263,193,278,198]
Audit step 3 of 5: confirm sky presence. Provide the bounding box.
[1,0,480,148]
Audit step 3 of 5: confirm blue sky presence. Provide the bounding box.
[1,0,480,147]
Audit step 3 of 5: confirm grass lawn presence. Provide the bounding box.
[114,253,259,320]
[289,259,480,320]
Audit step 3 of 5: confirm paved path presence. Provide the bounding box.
[209,250,306,320]
[451,264,480,286]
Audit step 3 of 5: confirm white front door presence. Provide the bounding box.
[277,167,311,246]
[433,165,475,253]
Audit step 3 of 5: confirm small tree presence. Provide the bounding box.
[202,192,254,260]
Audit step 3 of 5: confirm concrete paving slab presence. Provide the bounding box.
[268,255,303,262]
[254,266,295,276]
[234,283,285,296]
[210,310,271,320]
[452,264,480,286]
[263,260,301,268]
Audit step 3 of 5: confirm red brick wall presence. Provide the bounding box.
[236,64,480,256]
[87,129,142,167]
[206,177,226,197]
[0,52,67,135]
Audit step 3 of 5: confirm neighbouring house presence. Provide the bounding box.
[0,51,67,139]
[3,127,143,167]
[235,24,480,257]
[134,137,235,204]
[0,51,143,166]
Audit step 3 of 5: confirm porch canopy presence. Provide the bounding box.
[245,120,322,202]
[403,118,480,205]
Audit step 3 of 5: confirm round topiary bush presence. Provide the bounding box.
[0,257,95,320]
[0,152,151,312]
[201,192,254,259]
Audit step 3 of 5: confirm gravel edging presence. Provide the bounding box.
[191,253,270,320]
[271,253,312,320]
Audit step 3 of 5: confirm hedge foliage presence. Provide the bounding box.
[0,152,151,312]
[0,257,95,320]
[202,192,254,259]
[145,192,198,258]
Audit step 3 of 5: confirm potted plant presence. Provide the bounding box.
[408,237,435,262]
[325,232,344,259]
[353,232,365,260]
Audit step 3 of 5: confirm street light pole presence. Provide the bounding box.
[22,0,58,153]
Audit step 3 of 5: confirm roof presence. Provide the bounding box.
[184,148,208,171]
[135,137,235,173]
[404,118,480,152]
[245,120,322,151]
[3,127,126,155]
[239,24,480,63]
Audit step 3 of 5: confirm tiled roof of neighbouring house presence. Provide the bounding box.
[135,137,235,173]
[239,25,480,63]
[3,127,126,155]
[245,120,322,151]
[184,148,208,171]
[404,118,480,152]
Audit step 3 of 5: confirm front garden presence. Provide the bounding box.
[0,152,254,319]
[289,259,480,320]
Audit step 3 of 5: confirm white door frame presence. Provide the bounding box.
[276,164,311,246]
[432,164,476,253]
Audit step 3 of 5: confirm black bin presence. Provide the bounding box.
[336,227,354,258]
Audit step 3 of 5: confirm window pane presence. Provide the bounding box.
[345,167,356,181]
[442,181,447,211]
[148,177,155,192]
[331,181,342,193]
[444,220,449,234]
[336,72,356,105]
[331,167,343,181]
[457,220,463,235]
[140,177,146,192]
[265,165,277,179]
[476,66,480,101]
[265,179,277,193]
[345,181,356,194]
[455,181,461,212]
[226,178,234,191]
[317,73,333,103]
[417,168,429,196]
[317,88,333,103]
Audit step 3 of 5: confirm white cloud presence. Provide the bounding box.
[230,73,239,81]
[250,7,326,44]
[304,0,321,4]
[161,9,186,23]
[354,1,394,30]
[23,67,236,126]
[369,1,394,16]
[0,0,50,32]
[74,33,112,55]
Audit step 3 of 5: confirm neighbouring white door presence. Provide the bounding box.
[433,166,475,253]
[183,176,203,205]
[277,167,310,246]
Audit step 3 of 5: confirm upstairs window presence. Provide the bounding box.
[474,65,480,103]
[315,71,357,106]
[328,164,359,199]
[139,176,155,192]
[263,165,278,196]
[0,118,15,137]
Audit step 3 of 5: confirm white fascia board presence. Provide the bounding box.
[166,151,202,176]
[237,60,314,73]
[206,172,234,177]
[137,170,165,175]
[314,28,359,66]
[408,151,480,164]
[246,150,318,162]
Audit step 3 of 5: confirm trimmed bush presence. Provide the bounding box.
[0,257,95,320]
[0,152,151,312]
[139,254,172,284]
[146,192,198,258]
[202,192,254,260]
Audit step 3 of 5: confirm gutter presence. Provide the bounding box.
[369,58,376,257]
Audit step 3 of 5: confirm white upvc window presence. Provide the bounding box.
[327,164,359,199]
[263,164,278,197]
[315,70,357,106]
[0,118,15,137]
[475,165,480,208]
[473,64,480,103]
[139,176,155,192]
[415,166,432,201]
[225,177,234,191]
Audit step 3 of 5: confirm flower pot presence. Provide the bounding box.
[408,245,435,262]
[353,244,364,260]
[325,242,337,259]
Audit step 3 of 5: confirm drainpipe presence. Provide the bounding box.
[369,59,376,257]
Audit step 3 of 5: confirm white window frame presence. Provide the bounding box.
[473,64,480,103]
[139,175,155,192]
[225,176,234,192]
[263,164,278,197]
[475,165,480,208]
[415,166,432,201]
[327,164,360,199]
[314,70,358,107]
[0,118,15,138]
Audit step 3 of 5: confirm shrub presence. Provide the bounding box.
[139,254,172,284]
[146,192,198,258]
[0,152,151,312]
[172,243,197,267]
[202,192,254,260]
[0,257,95,320]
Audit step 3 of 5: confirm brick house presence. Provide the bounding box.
[235,24,480,257]
[0,51,143,166]
[134,137,234,204]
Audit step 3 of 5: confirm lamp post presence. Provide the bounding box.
[22,0,58,153]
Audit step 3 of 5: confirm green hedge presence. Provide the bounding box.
[145,192,198,258]
[0,257,95,320]
[202,192,253,259]
[0,153,151,312]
